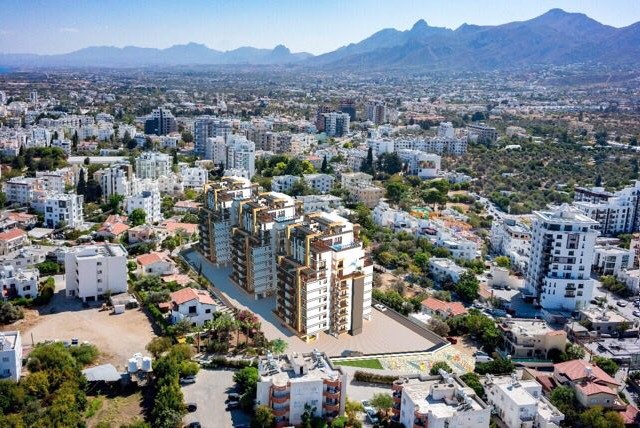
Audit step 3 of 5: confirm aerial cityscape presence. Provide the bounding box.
[1,1,640,427]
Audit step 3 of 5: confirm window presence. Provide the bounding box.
[188,306,197,314]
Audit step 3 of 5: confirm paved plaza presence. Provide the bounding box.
[184,250,436,357]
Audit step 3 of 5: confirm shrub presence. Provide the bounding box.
[353,371,397,385]
[68,344,99,366]
[475,358,515,375]
[0,301,24,324]
[430,361,452,375]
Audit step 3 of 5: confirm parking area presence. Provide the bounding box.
[4,284,157,370]
[182,368,251,428]
[184,250,437,357]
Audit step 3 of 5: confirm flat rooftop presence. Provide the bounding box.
[0,331,19,350]
[72,243,128,258]
[402,374,486,418]
[259,351,342,387]
[500,319,558,336]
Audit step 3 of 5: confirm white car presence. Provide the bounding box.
[374,304,387,312]
[633,310,640,317]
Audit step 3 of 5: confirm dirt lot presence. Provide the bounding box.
[3,288,157,370]
[377,272,423,298]
[86,391,146,428]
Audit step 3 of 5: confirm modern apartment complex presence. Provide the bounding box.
[144,107,177,135]
[276,212,373,339]
[573,181,640,236]
[392,373,491,428]
[225,135,256,178]
[94,162,135,198]
[230,192,303,298]
[135,152,172,180]
[194,116,233,157]
[321,112,350,137]
[44,193,84,228]
[0,331,22,382]
[365,100,386,124]
[199,176,258,265]
[65,244,128,302]
[524,205,599,310]
[467,123,498,144]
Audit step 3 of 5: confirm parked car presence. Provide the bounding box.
[366,409,379,424]
[180,376,196,385]
[186,422,201,428]
[617,301,628,307]
[633,310,640,317]
[361,400,373,413]
[446,336,458,345]
[374,303,387,312]
[475,355,494,363]
[226,401,240,411]
[227,393,240,402]
[186,403,197,412]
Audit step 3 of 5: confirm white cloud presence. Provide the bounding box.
[59,27,79,33]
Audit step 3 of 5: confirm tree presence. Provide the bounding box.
[427,318,450,337]
[0,302,24,324]
[430,361,452,375]
[107,194,124,214]
[146,337,173,358]
[72,131,78,149]
[474,358,515,375]
[0,191,7,208]
[254,405,275,428]
[378,152,403,175]
[269,338,288,355]
[84,157,91,166]
[595,174,602,187]
[561,344,585,362]
[321,155,328,173]
[370,393,394,418]
[344,399,364,425]
[301,403,316,428]
[494,256,511,269]
[36,260,60,275]
[592,356,619,377]
[579,406,624,428]
[385,179,410,204]
[550,386,578,421]
[76,168,87,196]
[234,367,259,394]
[460,373,484,397]
[181,131,193,143]
[130,208,147,226]
[455,271,479,303]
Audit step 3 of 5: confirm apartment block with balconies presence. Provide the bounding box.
[230,192,303,299]
[255,351,347,427]
[275,212,373,340]
[199,176,258,265]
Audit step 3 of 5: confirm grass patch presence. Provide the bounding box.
[85,396,104,418]
[333,358,384,370]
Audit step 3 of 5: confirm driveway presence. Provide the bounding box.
[184,250,436,356]
[182,368,251,428]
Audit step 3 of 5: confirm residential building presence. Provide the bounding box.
[271,175,300,194]
[524,205,599,311]
[617,269,640,294]
[296,195,344,213]
[0,265,39,299]
[256,351,347,427]
[194,116,233,157]
[0,228,28,256]
[135,152,172,180]
[65,244,128,302]
[498,318,566,360]
[179,165,208,189]
[392,373,491,428]
[573,181,640,236]
[397,150,441,179]
[421,297,467,319]
[136,251,177,277]
[96,216,129,240]
[44,193,84,229]
[276,212,373,339]
[94,163,134,198]
[226,136,256,178]
[365,100,386,124]
[144,107,177,135]
[199,176,258,265]
[341,172,384,208]
[0,331,22,382]
[467,123,498,144]
[322,112,350,137]
[553,359,624,409]
[490,218,531,273]
[3,177,42,205]
[485,376,564,428]
[125,190,162,224]
[436,230,479,260]
[429,258,467,283]
[303,174,335,194]
[230,192,303,298]
[0,246,49,270]
[169,287,218,327]
[339,98,356,121]
[2,212,37,230]
[592,245,634,276]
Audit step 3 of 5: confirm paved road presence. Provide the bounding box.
[182,368,251,428]
[184,250,436,357]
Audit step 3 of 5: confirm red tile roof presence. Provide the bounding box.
[577,381,616,396]
[0,228,27,242]
[99,222,129,236]
[104,214,128,224]
[421,297,468,317]
[161,220,198,235]
[170,287,216,306]
[162,274,192,286]
[136,252,170,266]
[619,404,639,425]
[554,359,621,386]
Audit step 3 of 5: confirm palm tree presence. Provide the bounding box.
[268,338,288,355]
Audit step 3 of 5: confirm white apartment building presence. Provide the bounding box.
[592,245,634,276]
[226,136,256,178]
[397,150,441,179]
[50,139,72,154]
[303,174,335,194]
[256,352,347,426]
[271,175,300,193]
[231,192,304,299]
[436,230,479,260]
[341,172,373,189]
[135,152,172,180]
[393,373,491,428]
[179,165,208,189]
[94,163,134,198]
[3,177,43,205]
[204,136,227,164]
[429,258,467,283]
[525,205,599,311]
[296,195,343,213]
[0,331,22,382]
[194,116,233,157]
[485,376,564,428]
[199,176,257,265]
[125,190,162,224]
[65,244,128,302]
[322,112,350,137]
[276,212,373,338]
[44,193,84,229]
[573,181,640,236]
[490,218,532,273]
[0,265,39,299]
[617,269,640,294]
[156,174,184,196]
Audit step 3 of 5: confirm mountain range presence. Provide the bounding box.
[1,9,639,70]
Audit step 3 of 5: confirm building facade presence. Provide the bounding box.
[65,244,128,302]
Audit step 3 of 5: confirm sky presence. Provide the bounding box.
[1,0,639,55]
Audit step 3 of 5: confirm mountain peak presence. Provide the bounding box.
[272,44,290,54]
[411,19,429,32]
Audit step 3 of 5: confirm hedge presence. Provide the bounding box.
[202,357,257,370]
[353,370,397,385]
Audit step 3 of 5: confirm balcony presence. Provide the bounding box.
[323,389,340,400]
[324,379,341,388]
[272,406,289,417]
[323,402,339,412]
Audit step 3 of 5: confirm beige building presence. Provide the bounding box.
[498,318,566,360]
[0,229,28,256]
